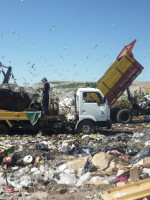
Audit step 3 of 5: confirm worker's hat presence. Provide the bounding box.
[41,77,47,81]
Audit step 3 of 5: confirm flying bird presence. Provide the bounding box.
[27,61,31,65]
[31,64,35,68]
[73,64,77,68]
[49,26,55,31]
[64,47,69,50]
[94,45,98,49]
[104,54,108,57]
[59,54,63,59]
[12,30,17,34]
[144,53,149,58]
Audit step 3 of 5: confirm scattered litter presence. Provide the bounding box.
[0,120,150,199]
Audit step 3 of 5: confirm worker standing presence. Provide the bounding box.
[39,77,50,116]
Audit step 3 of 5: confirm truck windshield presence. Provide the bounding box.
[83,92,105,104]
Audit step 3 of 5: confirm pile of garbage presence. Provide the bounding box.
[1,122,150,199]
[0,84,35,111]
[59,97,75,120]
[0,88,32,111]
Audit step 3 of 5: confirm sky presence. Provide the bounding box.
[0,0,150,86]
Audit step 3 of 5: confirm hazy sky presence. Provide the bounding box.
[0,0,150,86]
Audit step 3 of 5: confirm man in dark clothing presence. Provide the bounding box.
[40,77,50,116]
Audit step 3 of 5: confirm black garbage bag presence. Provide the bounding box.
[129,146,150,164]
[81,158,94,175]
[68,146,90,156]
[127,144,143,156]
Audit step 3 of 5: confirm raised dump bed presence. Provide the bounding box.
[97,40,144,107]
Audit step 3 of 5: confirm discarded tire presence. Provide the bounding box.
[117,109,132,124]
[77,120,95,134]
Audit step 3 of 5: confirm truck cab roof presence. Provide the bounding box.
[77,88,104,96]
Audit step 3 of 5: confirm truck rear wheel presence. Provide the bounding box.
[77,120,95,134]
[117,109,132,124]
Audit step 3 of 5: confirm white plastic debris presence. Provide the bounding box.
[143,168,150,176]
[82,135,89,141]
[56,172,77,185]
[145,140,150,146]
[20,175,32,187]
[113,193,127,198]
[76,172,91,187]
[90,176,101,183]
[57,163,67,171]
[31,167,38,173]
[39,165,45,173]
[0,172,7,185]
[23,155,33,165]
[44,170,54,181]
[58,142,69,153]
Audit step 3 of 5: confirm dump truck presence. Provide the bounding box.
[0,40,147,135]
[82,39,146,124]
[97,39,148,123]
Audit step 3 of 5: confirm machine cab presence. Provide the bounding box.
[76,88,110,122]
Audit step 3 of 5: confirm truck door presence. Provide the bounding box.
[80,92,108,122]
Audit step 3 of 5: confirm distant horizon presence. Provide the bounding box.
[2,80,150,86]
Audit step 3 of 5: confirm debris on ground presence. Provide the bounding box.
[0,121,150,199]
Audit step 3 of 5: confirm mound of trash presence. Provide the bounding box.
[0,88,32,111]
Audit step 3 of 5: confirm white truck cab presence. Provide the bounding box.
[75,88,111,134]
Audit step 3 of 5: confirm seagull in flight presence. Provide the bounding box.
[49,26,55,31]
[12,30,17,34]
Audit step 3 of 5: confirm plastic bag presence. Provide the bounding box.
[129,146,150,164]
[81,158,94,175]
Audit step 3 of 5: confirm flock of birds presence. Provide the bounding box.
[0,26,107,86]
[0,15,149,86]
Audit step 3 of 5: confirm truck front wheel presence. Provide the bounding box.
[77,120,95,134]
[117,109,132,124]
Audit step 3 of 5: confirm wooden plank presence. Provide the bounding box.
[102,178,150,200]
[0,110,63,122]
[0,111,29,120]
[6,120,13,127]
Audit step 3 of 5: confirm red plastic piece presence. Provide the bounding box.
[4,187,14,193]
